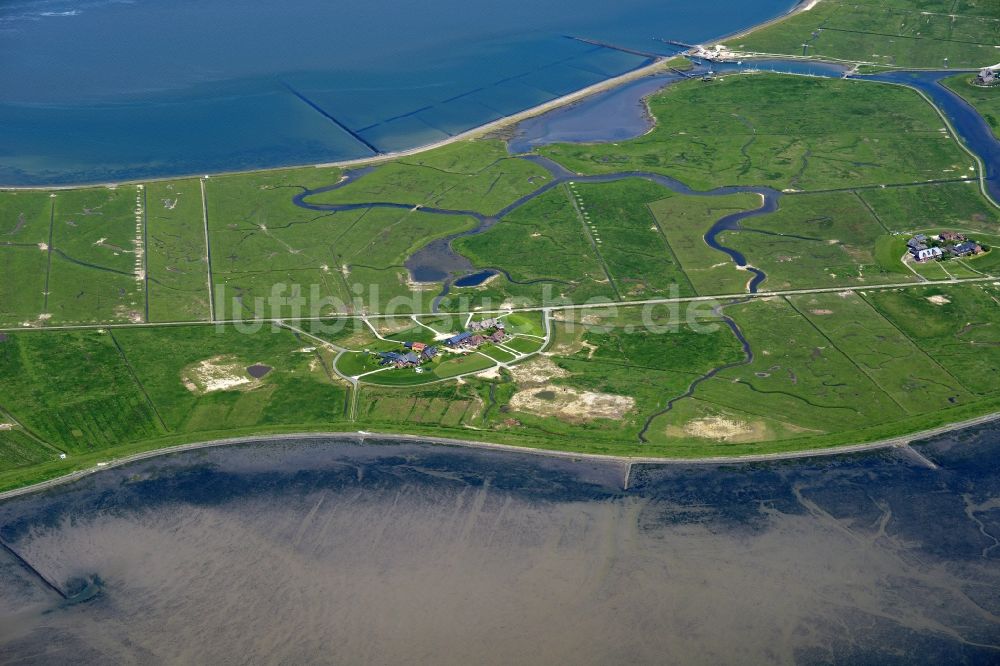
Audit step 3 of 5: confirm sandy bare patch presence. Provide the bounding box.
[927,295,951,305]
[114,305,143,323]
[375,318,418,335]
[0,423,14,431]
[404,274,437,291]
[509,385,633,422]
[671,416,771,443]
[547,328,599,357]
[810,309,833,315]
[182,355,258,394]
[509,357,571,385]
[477,366,501,380]
[21,313,52,328]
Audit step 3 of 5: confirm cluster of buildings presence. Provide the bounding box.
[467,318,505,333]
[446,319,507,349]
[373,319,508,370]
[974,66,999,87]
[376,341,438,368]
[907,232,984,262]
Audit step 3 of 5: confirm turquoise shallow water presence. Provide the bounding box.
[0,0,795,184]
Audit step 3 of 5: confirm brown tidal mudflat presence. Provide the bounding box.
[0,431,998,664]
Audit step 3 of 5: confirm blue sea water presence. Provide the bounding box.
[0,0,796,185]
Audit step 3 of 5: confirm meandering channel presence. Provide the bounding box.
[289,60,1000,438]
[291,155,777,435]
[292,153,781,309]
[636,298,754,442]
[291,60,1000,307]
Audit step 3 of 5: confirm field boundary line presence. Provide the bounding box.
[855,291,979,397]
[644,201,698,296]
[0,406,64,456]
[783,295,910,414]
[3,275,999,334]
[107,329,168,432]
[142,185,150,322]
[42,196,55,313]
[565,183,621,300]
[200,178,216,321]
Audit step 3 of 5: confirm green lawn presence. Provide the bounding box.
[505,336,546,354]
[499,312,545,337]
[432,353,495,378]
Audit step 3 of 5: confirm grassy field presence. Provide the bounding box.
[858,181,1000,234]
[864,283,1000,395]
[6,48,1000,489]
[644,285,1000,454]
[537,74,974,192]
[646,192,759,295]
[1,282,1000,490]
[0,191,51,326]
[303,140,550,216]
[569,179,696,299]
[145,179,211,322]
[204,165,482,317]
[719,191,919,291]
[205,166,350,319]
[943,73,1000,140]
[690,298,906,434]
[0,428,57,472]
[452,187,616,306]
[47,186,145,324]
[786,291,972,413]
[735,0,1000,69]
[0,330,165,453]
